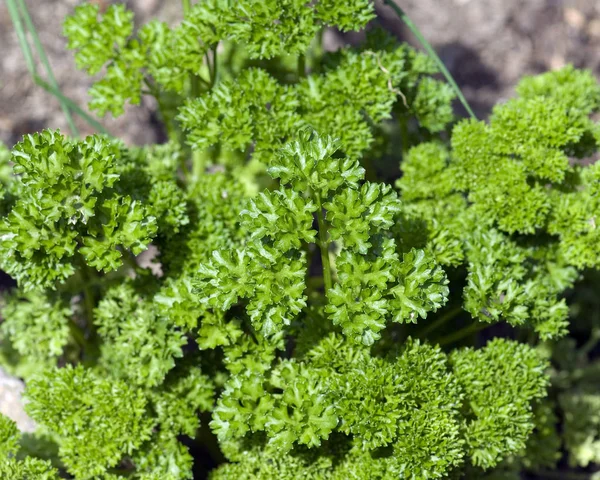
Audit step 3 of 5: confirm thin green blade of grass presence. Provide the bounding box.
[5,0,36,75]
[383,0,477,120]
[7,0,109,137]
[13,0,79,137]
[33,76,109,135]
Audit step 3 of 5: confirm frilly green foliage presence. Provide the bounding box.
[0,414,19,458]
[396,66,600,341]
[3,0,598,478]
[25,364,153,478]
[0,290,72,365]
[0,134,226,477]
[0,414,60,479]
[178,68,302,162]
[22,362,214,479]
[0,457,60,480]
[450,339,549,468]
[535,333,600,470]
[94,282,187,387]
[452,66,600,237]
[0,130,156,290]
[209,335,547,478]
[61,0,455,180]
[63,1,376,117]
[179,42,455,163]
[197,131,448,344]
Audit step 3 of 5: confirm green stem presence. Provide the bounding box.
[82,284,95,327]
[383,0,477,120]
[34,75,108,135]
[315,192,333,292]
[182,0,206,185]
[298,53,306,78]
[75,263,96,326]
[144,79,189,179]
[306,276,325,293]
[182,0,201,98]
[210,46,219,88]
[80,267,102,365]
[399,117,410,155]
[13,0,79,136]
[68,318,87,351]
[190,73,201,98]
[580,328,600,357]
[437,321,489,346]
[417,305,463,339]
[153,87,176,141]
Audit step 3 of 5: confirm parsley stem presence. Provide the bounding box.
[148,80,176,140]
[68,318,87,352]
[417,305,463,339]
[298,53,306,78]
[80,265,102,364]
[315,192,333,292]
[82,283,95,327]
[580,327,600,357]
[210,46,219,88]
[383,0,477,120]
[182,0,201,98]
[437,321,489,346]
[399,117,410,155]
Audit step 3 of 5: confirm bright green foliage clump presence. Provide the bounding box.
[0,130,157,290]
[0,457,60,480]
[535,330,600,471]
[94,282,187,386]
[26,364,154,478]
[209,335,548,479]
[62,0,374,117]
[450,339,549,469]
[0,414,60,479]
[198,131,448,344]
[178,43,454,162]
[451,66,600,242]
[0,414,20,459]
[0,290,72,364]
[4,0,600,479]
[396,66,600,341]
[62,0,454,166]
[0,133,219,476]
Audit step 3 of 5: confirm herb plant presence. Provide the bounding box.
[1,1,600,479]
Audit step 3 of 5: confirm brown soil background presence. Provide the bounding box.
[2,0,600,147]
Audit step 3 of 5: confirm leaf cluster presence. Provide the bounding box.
[4,1,600,479]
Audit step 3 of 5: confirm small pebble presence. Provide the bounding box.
[0,368,36,433]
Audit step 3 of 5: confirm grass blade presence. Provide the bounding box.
[7,0,109,137]
[33,76,109,135]
[5,0,36,75]
[383,0,477,119]
[15,0,79,137]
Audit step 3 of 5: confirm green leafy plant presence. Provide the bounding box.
[2,0,600,479]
